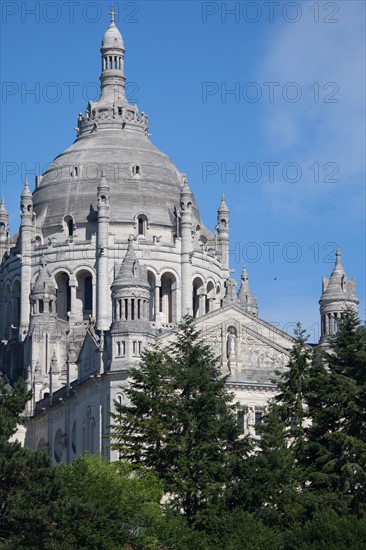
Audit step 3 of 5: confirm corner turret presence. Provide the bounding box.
[110,238,151,368]
[319,249,358,341]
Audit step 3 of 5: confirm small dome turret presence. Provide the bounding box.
[101,8,124,50]
[319,249,358,340]
[30,256,57,317]
[111,238,150,327]
[112,238,150,291]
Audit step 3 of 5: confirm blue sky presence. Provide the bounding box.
[1,0,365,339]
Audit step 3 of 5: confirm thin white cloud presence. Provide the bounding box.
[258,0,365,196]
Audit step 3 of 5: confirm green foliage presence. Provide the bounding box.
[283,508,366,550]
[228,324,311,527]
[110,316,251,526]
[3,314,366,548]
[57,454,163,549]
[0,377,73,550]
[304,310,366,515]
[206,509,284,550]
[0,377,30,441]
[109,344,173,476]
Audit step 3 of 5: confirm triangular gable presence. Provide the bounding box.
[159,305,296,386]
[77,329,101,382]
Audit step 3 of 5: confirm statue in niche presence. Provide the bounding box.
[227,328,237,359]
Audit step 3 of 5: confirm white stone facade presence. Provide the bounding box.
[0,16,358,464]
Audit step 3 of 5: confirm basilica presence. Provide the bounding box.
[0,14,358,464]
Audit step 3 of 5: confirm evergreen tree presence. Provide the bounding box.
[303,310,366,516]
[110,317,250,526]
[274,323,311,453]
[109,344,173,476]
[230,325,312,526]
[0,377,75,549]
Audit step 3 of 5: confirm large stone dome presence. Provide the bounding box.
[33,127,203,237]
[32,19,203,241]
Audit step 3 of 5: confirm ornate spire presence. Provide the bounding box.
[21,178,32,198]
[98,170,110,193]
[20,178,33,219]
[218,193,229,213]
[319,249,358,341]
[320,249,358,302]
[76,13,149,137]
[0,196,8,214]
[112,238,150,290]
[238,265,258,315]
[0,197,9,239]
[99,9,125,103]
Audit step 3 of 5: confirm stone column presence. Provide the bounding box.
[180,178,193,317]
[96,173,110,330]
[155,281,161,324]
[20,180,33,340]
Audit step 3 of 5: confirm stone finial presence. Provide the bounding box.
[98,170,109,191]
[218,193,229,213]
[21,178,32,198]
[50,350,60,375]
[223,278,237,304]
[238,265,258,315]
[0,196,8,214]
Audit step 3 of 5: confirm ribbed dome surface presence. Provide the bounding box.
[31,16,207,241]
[33,129,201,233]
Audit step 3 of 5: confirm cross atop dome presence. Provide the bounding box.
[109,4,116,24]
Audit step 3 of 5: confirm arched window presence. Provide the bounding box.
[206,281,215,314]
[37,437,48,452]
[137,215,148,237]
[55,272,71,320]
[147,271,156,321]
[159,273,177,324]
[138,218,144,235]
[76,271,94,320]
[132,164,141,176]
[11,281,21,328]
[84,276,93,311]
[192,277,204,318]
[64,216,74,237]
